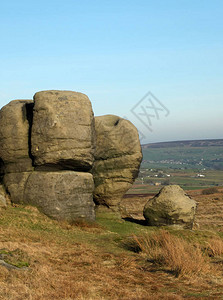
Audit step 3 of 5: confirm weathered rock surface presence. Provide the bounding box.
[0,100,33,173]
[24,171,95,222]
[143,185,197,229]
[93,115,142,208]
[3,172,31,204]
[0,185,7,208]
[31,90,95,171]
[4,171,95,222]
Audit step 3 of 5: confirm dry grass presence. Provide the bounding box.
[0,205,223,299]
[0,240,165,300]
[132,230,211,278]
[205,237,223,257]
[201,187,220,195]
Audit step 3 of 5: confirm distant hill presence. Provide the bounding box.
[141,139,223,170]
[142,139,223,149]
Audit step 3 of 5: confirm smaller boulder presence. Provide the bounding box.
[143,185,197,229]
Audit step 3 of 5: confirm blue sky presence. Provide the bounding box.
[0,0,222,143]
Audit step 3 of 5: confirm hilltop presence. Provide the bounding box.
[142,139,223,149]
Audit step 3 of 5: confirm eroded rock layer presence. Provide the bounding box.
[93,115,142,208]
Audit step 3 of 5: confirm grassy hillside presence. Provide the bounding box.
[1,192,223,299]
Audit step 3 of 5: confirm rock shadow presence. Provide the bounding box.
[123,217,148,226]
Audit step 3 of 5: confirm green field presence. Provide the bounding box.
[131,168,223,194]
[141,146,223,170]
[133,142,223,193]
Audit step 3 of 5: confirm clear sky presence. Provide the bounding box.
[0,0,222,143]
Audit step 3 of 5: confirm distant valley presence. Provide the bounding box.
[141,139,223,171]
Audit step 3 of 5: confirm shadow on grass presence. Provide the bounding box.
[123,217,148,226]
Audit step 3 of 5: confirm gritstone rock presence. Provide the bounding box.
[31,90,95,171]
[3,172,31,204]
[143,185,197,229]
[24,171,95,222]
[92,115,142,208]
[0,100,33,173]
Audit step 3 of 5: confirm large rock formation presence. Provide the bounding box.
[93,115,142,208]
[31,90,95,171]
[0,91,97,222]
[143,185,197,229]
[0,91,142,221]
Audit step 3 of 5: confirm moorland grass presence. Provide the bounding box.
[0,204,223,299]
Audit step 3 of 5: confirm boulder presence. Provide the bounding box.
[92,115,142,208]
[0,185,7,208]
[24,171,95,222]
[0,100,33,173]
[143,185,197,229]
[31,90,95,171]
